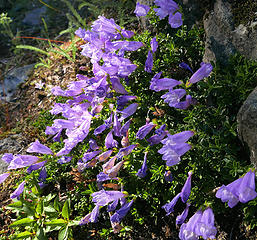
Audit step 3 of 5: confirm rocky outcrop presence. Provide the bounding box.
[203,0,257,64]
[237,87,257,167]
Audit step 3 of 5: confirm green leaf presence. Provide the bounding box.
[44,206,57,213]
[16,45,50,56]
[10,218,35,227]
[6,201,22,209]
[54,196,60,212]
[61,200,70,220]
[58,225,69,240]
[45,219,66,226]
[13,231,33,239]
[36,200,44,216]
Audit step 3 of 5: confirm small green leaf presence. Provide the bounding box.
[58,225,69,240]
[13,231,33,239]
[54,196,60,211]
[44,206,57,213]
[10,218,35,227]
[6,201,22,209]
[62,200,70,220]
[45,219,66,226]
[36,200,44,216]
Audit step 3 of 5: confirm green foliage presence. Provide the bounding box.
[5,186,76,240]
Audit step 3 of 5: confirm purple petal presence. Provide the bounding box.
[176,203,190,225]
[136,152,148,178]
[189,63,213,84]
[27,161,47,174]
[110,200,133,223]
[145,50,153,73]
[10,181,26,199]
[162,193,181,215]
[181,171,193,203]
[168,12,183,28]
[134,2,150,17]
[0,172,10,184]
[27,140,53,155]
[150,37,158,53]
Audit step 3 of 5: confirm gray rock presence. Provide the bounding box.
[0,64,35,102]
[22,6,46,26]
[203,0,257,64]
[237,87,257,168]
[0,134,29,174]
[22,7,46,26]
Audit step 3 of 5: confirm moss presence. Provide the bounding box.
[228,0,257,27]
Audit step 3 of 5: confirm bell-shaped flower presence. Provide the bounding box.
[147,124,168,145]
[118,103,138,121]
[91,16,121,35]
[176,203,190,225]
[107,160,125,178]
[0,172,10,184]
[108,199,119,212]
[110,77,128,94]
[136,122,156,139]
[91,190,125,206]
[134,2,150,17]
[150,73,182,92]
[83,151,101,162]
[117,95,137,111]
[195,207,217,240]
[216,169,257,208]
[179,62,193,73]
[161,89,186,107]
[136,152,148,178]
[151,37,158,53]
[27,161,47,174]
[164,170,173,182]
[162,193,181,215]
[110,200,134,223]
[57,156,72,164]
[96,150,113,162]
[181,171,193,203]
[27,140,53,155]
[188,62,213,85]
[169,11,182,28]
[113,113,121,137]
[145,50,153,73]
[120,119,132,137]
[2,153,13,164]
[89,139,99,150]
[10,180,26,199]
[8,155,39,170]
[79,205,100,225]
[102,156,117,173]
[105,130,118,149]
[179,210,202,240]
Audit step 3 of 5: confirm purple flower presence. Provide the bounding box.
[150,37,158,53]
[39,167,47,182]
[181,171,192,203]
[150,73,182,92]
[162,193,181,215]
[0,173,10,184]
[102,156,117,173]
[158,131,194,166]
[10,181,26,199]
[91,190,125,206]
[1,153,13,164]
[91,16,121,34]
[118,103,138,121]
[27,140,53,155]
[117,144,137,158]
[145,50,153,73]
[110,77,128,94]
[57,156,72,164]
[136,122,156,139]
[113,113,121,137]
[96,150,113,162]
[147,124,168,145]
[83,151,101,162]
[120,119,132,137]
[105,130,119,149]
[110,200,134,223]
[154,0,179,20]
[136,152,148,178]
[179,210,202,240]
[176,203,190,225]
[188,63,213,85]
[161,89,186,107]
[164,170,173,182]
[216,169,257,208]
[97,172,112,182]
[169,11,182,28]
[79,205,100,225]
[117,95,137,111]
[8,155,39,170]
[195,208,217,239]
[121,29,134,39]
[107,160,125,178]
[134,2,150,17]
[179,62,193,73]
[89,139,99,150]
[27,161,46,174]
[108,199,119,212]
